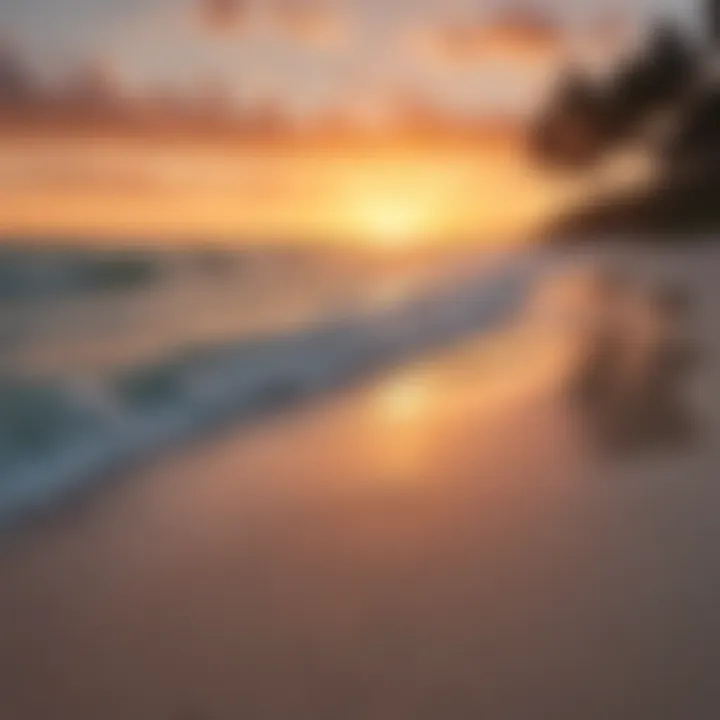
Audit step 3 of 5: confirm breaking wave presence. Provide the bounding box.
[0,250,546,522]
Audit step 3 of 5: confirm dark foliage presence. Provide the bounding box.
[604,25,697,141]
[530,24,699,170]
[530,5,720,239]
[529,73,610,168]
[667,88,720,164]
[542,164,720,241]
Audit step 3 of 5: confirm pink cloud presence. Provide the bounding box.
[271,1,352,51]
[408,11,565,69]
[197,0,250,34]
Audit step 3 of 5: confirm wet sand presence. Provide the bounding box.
[0,247,719,720]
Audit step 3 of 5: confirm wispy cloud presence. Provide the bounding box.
[407,11,565,70]
[196,0,250,35]
[192,0,353,51]
[272,0,353,52]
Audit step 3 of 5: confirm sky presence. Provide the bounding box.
[0,0,705,243]
[0,0,703,118]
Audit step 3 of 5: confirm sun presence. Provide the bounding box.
[350,193,433,248]
[340,162,446,248]
[364,201,420,245]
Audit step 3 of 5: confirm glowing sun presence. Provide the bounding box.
[352,194,434,248]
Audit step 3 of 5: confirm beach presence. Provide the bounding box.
[0,244,718,719]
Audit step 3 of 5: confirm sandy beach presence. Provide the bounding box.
[0,246,718,719]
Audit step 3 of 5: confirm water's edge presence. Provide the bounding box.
[0,251,544,524]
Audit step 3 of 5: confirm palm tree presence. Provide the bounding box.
[530,1,720,239]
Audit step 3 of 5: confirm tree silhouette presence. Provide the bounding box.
[531,23,699,171]
[530,3,720,239]
[530,72,609,168]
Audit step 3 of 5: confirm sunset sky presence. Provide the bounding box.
[0,0,701,244]
[0,0,700,118]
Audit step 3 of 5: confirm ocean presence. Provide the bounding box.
[0,241,548,521]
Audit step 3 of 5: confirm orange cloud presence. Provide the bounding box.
[409,12,565,69]
[272,1,352,51]
[197,0,250,34]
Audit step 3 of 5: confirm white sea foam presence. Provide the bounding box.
[0,247,551,521]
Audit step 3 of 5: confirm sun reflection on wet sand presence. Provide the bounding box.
[373,371,433,424]
[358,324,578,484]
[361,370,436,482]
